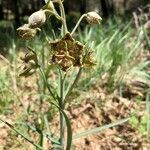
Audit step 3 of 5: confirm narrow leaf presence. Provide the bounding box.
[0,118,43,150]
[26,122,60,145]
[51,102,72,150]
[73,117,130,139]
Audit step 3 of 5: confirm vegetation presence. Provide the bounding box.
[0,0,150,150]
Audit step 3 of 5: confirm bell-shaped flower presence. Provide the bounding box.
[86,12,102,24]
[17,24,38,40]
[28,10,46,28]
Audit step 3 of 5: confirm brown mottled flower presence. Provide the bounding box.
[50,33,84,71]
[17,24,37,40]
[86,12,102,24]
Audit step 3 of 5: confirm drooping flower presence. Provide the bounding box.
[50,33,84,71]
[28,10,46,28]
[17,24,38,40]
[86,12,102,24]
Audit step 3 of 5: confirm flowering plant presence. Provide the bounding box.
[2,0,102,149]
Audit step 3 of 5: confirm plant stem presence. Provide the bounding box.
[44,9,62,21]
[146,91,150,140]
[64,67,82,100]
[39,67,59,102]
[59,70,65,148]
[58,0,68,36]
[38,116,44,150]
[71,14,86,35]
[41,45,46,95]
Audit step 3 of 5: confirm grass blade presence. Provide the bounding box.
[146,91,150,140]
[73,117,130,140]
[26,122,60,145]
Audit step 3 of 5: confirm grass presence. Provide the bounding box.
[0,17,149,149]
[77,19,149,92]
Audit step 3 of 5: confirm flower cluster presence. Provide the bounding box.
[17,0,102,75]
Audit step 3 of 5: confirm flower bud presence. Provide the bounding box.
[47,1,55,11]
[28,10,46,28]
[17,24,37,40]
[86,12,102,24]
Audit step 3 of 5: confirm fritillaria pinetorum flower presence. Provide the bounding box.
[50,33,84,71]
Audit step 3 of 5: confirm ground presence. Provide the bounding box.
[0,64,149,149]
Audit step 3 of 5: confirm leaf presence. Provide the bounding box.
[0,118,43,150]
[73,117,130,140]
[26,123,60,145]
[51,102,72,150]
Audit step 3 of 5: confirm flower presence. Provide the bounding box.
[50,33,84,71]
[28,10,46,28]
[17,24,37,40]
[19,49,39,77]
[86,12,102,24]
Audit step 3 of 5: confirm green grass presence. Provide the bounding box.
[77,19,149,92]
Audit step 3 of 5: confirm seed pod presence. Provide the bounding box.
[28,10,46,28]
[86,12,102,24]
[17,24,37,40]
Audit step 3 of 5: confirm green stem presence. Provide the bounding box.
[64,67,82,100]
[37,116,44,150]
[59,69,65,148]
[41,45,46,95]
[71,14,86,35]
[44,9,63,21]
[38,49,45,149]
[58,0,68,36]
[146,91,150,140]
[39,67,59,102]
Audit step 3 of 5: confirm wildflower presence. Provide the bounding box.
[50,33,84,71]
[86,12,102,24]
[17,24,37,40]
[19,49,39,77]
[28,10,46,28]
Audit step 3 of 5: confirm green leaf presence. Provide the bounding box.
[26,122,60,145]
[0,118,43,150]
[51,102,72,150]
[73,117,130,139]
